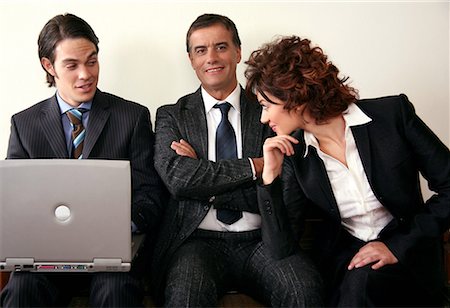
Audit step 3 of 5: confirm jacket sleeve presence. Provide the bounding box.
[7,116,30,159]
[154,105,259,213]
[256,156,310,260]
[382,94,450,262]
[129,107,166,235]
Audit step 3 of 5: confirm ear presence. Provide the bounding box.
[41,57,55,76]
[236,47,242,64]
[188,52,195,69]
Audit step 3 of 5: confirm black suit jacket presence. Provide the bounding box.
[151,87,271,300]
[257,94,450,297]
[7,89,164,236]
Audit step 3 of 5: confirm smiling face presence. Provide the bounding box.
[257,91,304,135]
[188,23,241,100]
[41,37,99,107]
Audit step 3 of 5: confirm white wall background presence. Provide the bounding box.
[0,1,449,197]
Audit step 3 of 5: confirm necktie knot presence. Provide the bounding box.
[214,102,232,115]
[66,108,85,126]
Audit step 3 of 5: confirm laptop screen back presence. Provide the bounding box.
[0,159,132,272]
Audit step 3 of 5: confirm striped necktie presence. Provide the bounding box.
[66,108,85,159]
[214,102,242,225]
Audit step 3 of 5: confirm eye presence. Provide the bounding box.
[66,64,77,70]
[87,59,97,66]
[195,47,206,55]
[216,44,227,52]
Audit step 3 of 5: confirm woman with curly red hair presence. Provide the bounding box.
[245,35,450,306]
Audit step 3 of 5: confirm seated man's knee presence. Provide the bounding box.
[267,254,324,307]
[90,272,143,307]
[165,243,221,306]
[1,272,58,307]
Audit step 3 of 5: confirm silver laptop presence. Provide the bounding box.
[0,159,134,272]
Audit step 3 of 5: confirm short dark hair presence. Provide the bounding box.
[245,36,358,124]
[38,13,99,87]
[186,13,241,53]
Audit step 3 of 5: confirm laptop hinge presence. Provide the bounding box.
[4,258,35,271]
[5,258,34,265]
[93,258,122,267]
[93,258,129,272]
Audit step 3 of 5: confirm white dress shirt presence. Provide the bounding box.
[198,85,261,232]
[304,103,394,241]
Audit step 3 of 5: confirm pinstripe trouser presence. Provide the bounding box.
[0,271,144,307]
[164,229,324,307]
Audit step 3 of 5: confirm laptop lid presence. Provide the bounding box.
[0,159,132,272]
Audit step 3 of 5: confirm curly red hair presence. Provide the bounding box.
[245,36,358,124]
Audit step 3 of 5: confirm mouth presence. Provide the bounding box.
[76,82,94,91]
[205,67,224,73]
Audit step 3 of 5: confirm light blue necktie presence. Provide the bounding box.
[214,102,242,224]
[66,108,85,159]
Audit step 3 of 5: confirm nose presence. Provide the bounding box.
[260,109,269,124]
[206,49,219,63]
[78,65,91,80]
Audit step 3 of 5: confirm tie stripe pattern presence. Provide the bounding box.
[214,102,242,225]
[66,108,85,159]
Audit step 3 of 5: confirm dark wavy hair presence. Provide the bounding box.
[245,36,358,124]
[38,13,99,87]
[186,13,241,53]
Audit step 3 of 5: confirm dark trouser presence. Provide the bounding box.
[325,231,443,307]
[164,229,323,307]
[0,271,143,307]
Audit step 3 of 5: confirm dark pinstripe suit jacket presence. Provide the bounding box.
[151,87,271,299]
[6,89,164,235]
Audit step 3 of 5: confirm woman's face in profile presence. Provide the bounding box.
[256,91,302,135]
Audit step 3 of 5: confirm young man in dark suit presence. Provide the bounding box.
[151,13,323,307]
[1,13,164,307]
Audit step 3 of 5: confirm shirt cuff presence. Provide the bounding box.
[248,157,257,180]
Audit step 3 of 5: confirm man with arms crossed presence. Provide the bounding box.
[151,13,323,307]
[1,13,164,307]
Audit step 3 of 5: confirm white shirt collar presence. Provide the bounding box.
[303,103,372,157]
[201,84,241,114]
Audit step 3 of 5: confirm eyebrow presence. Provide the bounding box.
[259,91,278,105]
[192,41,229,51]
[61,51,98,64]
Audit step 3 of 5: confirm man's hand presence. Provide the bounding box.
[348,241,398,270]
[171,139,197,159]
[251,157,264,178]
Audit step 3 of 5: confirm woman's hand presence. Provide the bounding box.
[262,135,298,185]
[171,139,198,159]
[348,241,398,270]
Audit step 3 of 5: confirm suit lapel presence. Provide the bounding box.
[351,124,373,182]
[240,89,264,157]
[292,130,341,221]
[40,95,69,158]
[184,88,208,158]
[83,90,111,158]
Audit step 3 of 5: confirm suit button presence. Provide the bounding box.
[209,196,215,203]
[203,205,209,211]
[180,234,185,240]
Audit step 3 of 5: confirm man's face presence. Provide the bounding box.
[188,23,241,100]
[41,38,99,107]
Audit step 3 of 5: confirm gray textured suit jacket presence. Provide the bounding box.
[151,87,271,300]
[7,89,164,235]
